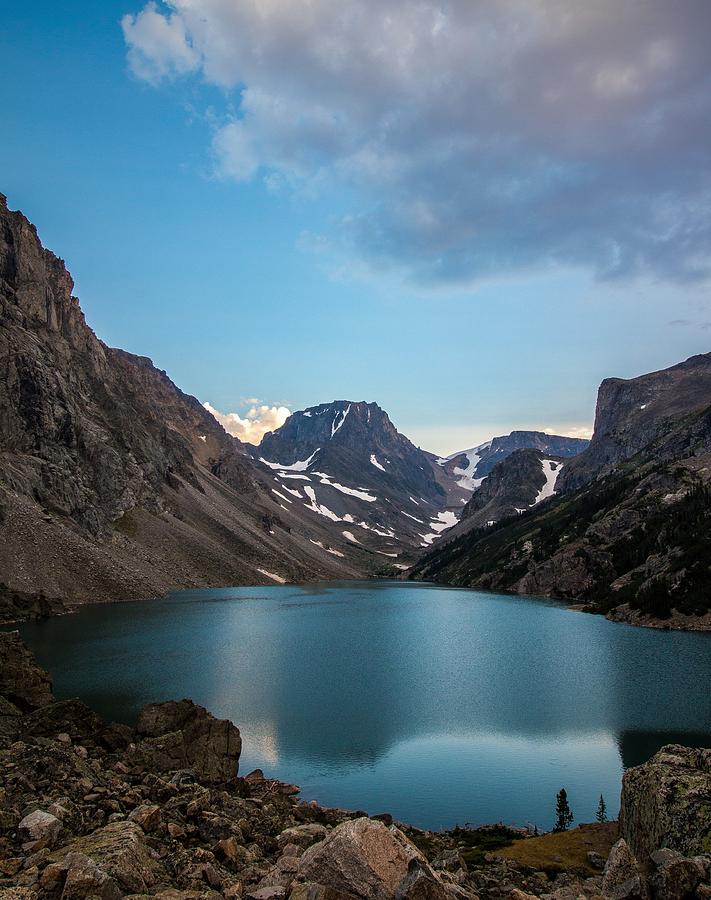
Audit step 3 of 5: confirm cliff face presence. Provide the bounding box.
[0,194,368,612]
[559,354,711,491]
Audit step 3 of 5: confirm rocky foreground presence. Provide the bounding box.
[1,633,710,900]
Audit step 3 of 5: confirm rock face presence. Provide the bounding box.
[134,699,242,784]
[409,356,711,627]
[0,631,53,711]
[0,192,378,610]
[558,353,711,492]
[620,744,711,862]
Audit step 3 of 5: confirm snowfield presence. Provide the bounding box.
[531,459,563,506]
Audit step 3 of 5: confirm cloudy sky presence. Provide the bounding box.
[3,1,710,452]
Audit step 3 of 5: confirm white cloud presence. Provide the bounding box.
[121,2,200,84]
[122,0,711,285]
[203,401,291,443]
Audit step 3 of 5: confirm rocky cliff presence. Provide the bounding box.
[409,389,711,627]
[0,194,377,616]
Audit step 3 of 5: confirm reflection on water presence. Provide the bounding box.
[12,580,711,830]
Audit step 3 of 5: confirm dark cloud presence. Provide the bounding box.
[122,0,711,286]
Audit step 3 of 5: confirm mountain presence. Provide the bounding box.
[435,431,588,491]
[409,354,711,628]
[254,401,457,562]
[0,193,378,617]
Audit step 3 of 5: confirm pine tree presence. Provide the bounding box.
[554,788,574,832]
[596,794,608,824]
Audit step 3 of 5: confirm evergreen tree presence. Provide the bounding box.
[596,794,608,824]
[554,788,574,832]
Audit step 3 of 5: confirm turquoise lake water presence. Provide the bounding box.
[12,580,711,830]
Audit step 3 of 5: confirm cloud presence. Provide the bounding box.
[543,425,594,440]
[203,401,291,443]
[122,0,711,286]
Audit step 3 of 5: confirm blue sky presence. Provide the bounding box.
[2,0,710,454]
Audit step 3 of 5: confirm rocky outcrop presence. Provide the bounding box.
[133,699,242,784]
[0,632,53,712]
[558,353,711,492]
[620,745,711,862]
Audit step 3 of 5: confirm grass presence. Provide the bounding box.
[494,822,619,876]
[450,825,522,866]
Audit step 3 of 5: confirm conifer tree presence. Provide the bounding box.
[596,794,608,824]
[554,788,574,832]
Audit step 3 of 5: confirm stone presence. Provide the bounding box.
[395,857,450,899]
[508,891,539,900]
[128,804,163,833]
[60,852,123,900]
[648,853,706,899]
[620,745,711,861]
[17,810,61,850]
[0,633,53,711]
[296,817,442,900]
[289,884,355,900]
[22,699,103,742]
[245,888,286,900]
[277,824,328,851]
[47,821,165,894]
[601,839,644,900]
[586,851,605,870]
[134,699,241,784]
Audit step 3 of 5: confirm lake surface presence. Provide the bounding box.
[11,581,711,831]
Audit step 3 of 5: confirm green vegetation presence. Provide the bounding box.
[449,825,520,866]
[596,795,608,824]
[554,788,574,832]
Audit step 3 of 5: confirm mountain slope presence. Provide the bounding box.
[255,401,457,562]
[0,193,373,617]
[409,357,711,629]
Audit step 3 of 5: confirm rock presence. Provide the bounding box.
[128,804,163,833]
[296,817,441,900]
[277,824,328,851]
[0,632,53,711]
[395,857,450,899]
[22,698,103,742]
[601,839,644,900]
[17,810,61,850]
[508,891,539,900]
[289,884,355,900]
[620,745,711,861]
[648,852,706,899]
[56,851,123,900]
[47,821,165,893]
[586,851,605,870]
[134,699,241,784]
[245,888,287,900]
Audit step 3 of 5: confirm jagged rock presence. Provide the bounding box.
[17,810,61,850]
[127,804,163,833]
[601,839,644,899]
[0,632,53,711]
[620,745,711,861]
[289,884,355,900]
[134,699,241,784]
[47,821,165,893]
[41,851,123,900]
[277,824,328,851]
[394,857,451,899]
[648,851,707,899]
[296,817,441,900]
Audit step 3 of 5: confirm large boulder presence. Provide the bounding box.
[47,821,165,894]
[620,745,711,862]
[295,817,442,900]
[0,632,53,711]
[134,699,241,784]
[601,838,644,900]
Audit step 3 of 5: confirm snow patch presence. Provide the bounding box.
[402,512,424,523]
[310,539,345,558]
[342,530,360,544]
[331,404,351,437]
[531,459,563,506]
[450,441,492,491]
[198,435,206,442]
[257,569,286,584]
[271,489,293,504]
[370,454,386,472]
[260,449,320,472]
[303,486,341,522]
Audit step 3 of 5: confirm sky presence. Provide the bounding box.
[2,1,710,455]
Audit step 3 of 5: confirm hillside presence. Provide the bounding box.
[0,194,376,617]
[410,359,711,628]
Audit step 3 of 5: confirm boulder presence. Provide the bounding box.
[289,884,356,900]
[47,821,165,893]
[40,851,123,900]
[0,632,53,711]
[127,803,163,833]
[277,824,328,851]
[22,698,103,742]
[648,851,707,899]
[601,839,644,900]
[134,699,241,784]
[295,817,442,900]
[620,745,711,861]
[17,810,61,850]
